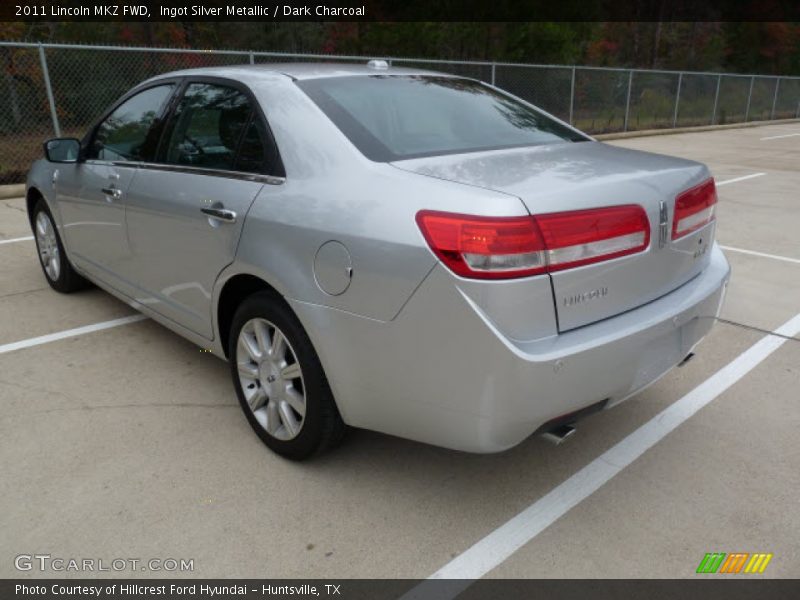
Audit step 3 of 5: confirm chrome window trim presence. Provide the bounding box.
[116,161,285,186]
[85,159,137,167]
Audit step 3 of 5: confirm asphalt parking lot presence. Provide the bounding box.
[1,122,798,582]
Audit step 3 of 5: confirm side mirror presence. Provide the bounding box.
[43,138,81,163]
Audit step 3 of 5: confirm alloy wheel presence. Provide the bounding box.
[35,211,61,282]
[236,318,306,441]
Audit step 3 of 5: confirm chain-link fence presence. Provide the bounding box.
[2,41,800,185]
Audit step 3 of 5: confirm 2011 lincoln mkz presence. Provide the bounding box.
[26,61,730,459]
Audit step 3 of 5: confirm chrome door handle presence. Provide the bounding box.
[201,207,237,223]
[101,187,123,199]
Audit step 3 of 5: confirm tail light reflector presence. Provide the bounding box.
[673,178,717,240]
[416,204,650,280]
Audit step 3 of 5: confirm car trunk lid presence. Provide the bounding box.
[393,141,716,331]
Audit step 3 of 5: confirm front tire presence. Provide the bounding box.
[228,292,346,460]
[32,198,88,293]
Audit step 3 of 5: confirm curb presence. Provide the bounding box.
[0,184,25,200]
[595,117,800,140]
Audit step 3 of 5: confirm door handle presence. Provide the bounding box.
[101,187,123,199]
[201,207,237,223]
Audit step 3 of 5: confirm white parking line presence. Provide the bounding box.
[0,315,147,355]
[0,235,33,245]
[716,172,766,186]
[760,132,800,140]
[712,172,799,265]
[720,245,800,265]
[401,312,800,599]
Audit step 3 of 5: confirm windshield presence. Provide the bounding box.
[297,75,587,161]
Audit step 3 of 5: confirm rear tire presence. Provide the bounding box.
[32,198,89,293]
[228,291,346,460]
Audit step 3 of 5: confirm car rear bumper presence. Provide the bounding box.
[291,243,731,453]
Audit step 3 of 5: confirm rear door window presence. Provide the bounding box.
[164,83,249,171]
[234,115,279,174]
[162,82,281,175]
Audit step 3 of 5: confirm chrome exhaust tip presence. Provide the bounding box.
[540,424,576,445]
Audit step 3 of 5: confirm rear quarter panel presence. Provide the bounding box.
[229,77,529,322]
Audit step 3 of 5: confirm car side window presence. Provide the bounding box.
[234,116,279,174]
[88,85,174,162]
[164,83,262,172]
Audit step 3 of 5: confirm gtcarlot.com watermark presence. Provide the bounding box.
[15,554,194,573]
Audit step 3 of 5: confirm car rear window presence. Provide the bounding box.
[297,75,587,161]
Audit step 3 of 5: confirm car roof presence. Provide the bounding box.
[151,62,455,83]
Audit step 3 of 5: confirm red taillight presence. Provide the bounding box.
[415,211,547,279]
[536,205,650,272]
[672,178,717,240]
[416,205,650,280]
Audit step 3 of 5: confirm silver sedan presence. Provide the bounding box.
[26,61,730,459]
